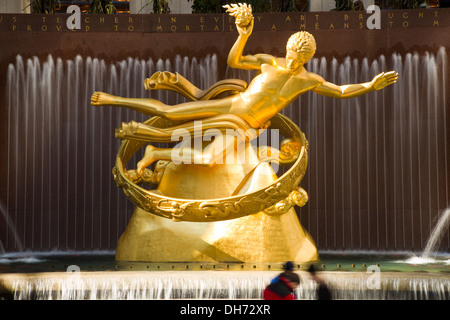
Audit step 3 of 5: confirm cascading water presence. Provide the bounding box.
[4,269,448,300]
[3,54,218,252]
[2,48,449,255]
[316,48,446,252]
[227,48,449,253]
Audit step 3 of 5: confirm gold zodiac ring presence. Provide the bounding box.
[112,113,309,222]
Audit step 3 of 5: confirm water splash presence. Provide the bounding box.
[421,207,450,258]
[0,257,45,264]
[403,256,450,265]
[396,207,450,265]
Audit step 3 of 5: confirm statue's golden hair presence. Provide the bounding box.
[286,31,316,62]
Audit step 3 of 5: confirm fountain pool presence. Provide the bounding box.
[0,251,448,300]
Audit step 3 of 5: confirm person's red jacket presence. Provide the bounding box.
[263,276,297,300]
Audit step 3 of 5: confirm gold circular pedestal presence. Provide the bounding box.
[114,113,318,262]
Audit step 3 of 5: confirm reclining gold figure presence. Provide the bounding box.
[92,3,398,262]
[91,3,398,176]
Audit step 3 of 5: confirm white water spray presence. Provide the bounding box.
[421,207,450,258]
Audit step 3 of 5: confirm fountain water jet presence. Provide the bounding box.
[0,201,23,252]
[421,207,450,258]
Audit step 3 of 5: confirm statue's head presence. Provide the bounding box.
[285,31,316,72]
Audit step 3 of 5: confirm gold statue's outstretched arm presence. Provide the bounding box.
[313,71,398,98]
[224,3,267,71]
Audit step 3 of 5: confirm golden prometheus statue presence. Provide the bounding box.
[91,3,398,263]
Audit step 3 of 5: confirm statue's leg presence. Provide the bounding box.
[91,91,166,116]
[137,145,202,175]
[136,133,244,175]
[116,114,256,143]
[91,91,233,121]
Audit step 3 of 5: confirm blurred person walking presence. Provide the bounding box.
[308,265,331,300]
[264,262,300,300]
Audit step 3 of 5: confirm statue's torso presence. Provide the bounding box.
[232,63,318,128]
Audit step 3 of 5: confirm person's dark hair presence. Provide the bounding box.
[283,261,294,271]
[282,271,300,284]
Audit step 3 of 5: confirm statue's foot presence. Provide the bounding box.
[91,91,116,106]
[115,121,139,139]
[137,145,157,176]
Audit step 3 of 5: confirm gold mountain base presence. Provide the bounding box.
[116,145,317,263]
[116,207,317,263]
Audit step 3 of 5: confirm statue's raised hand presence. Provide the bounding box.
[223,3,254,36]
[371,71,399,90]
